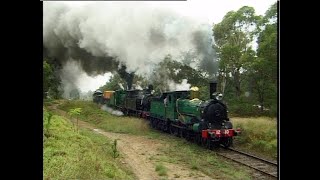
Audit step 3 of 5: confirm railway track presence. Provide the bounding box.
[216,147,278,179]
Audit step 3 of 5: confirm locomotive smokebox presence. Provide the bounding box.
[209,81,217,99]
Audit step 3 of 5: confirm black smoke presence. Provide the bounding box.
[43,2,219,94]
[192,29,218,75]
[117,65,134,90]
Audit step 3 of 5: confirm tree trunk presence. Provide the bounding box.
[233,69,241,98]
[256,81,265,113]
[218,70,227,94]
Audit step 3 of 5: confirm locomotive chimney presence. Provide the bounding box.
[209,81,217,99]
[148,84,154,91]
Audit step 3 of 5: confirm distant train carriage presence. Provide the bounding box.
[93,90,103,104]
[125,90,142,113]
[124,88,154,114]
[93,90,115,104]
[102,90,114,104]
[107,89,127,109]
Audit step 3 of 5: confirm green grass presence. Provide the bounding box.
[153,135,251,180]
[43,107,135,180]
[57,100,152,136]
[52,100,264,179]
[44,98,57,107]
[232,117,277,159]
[155,164,168,176]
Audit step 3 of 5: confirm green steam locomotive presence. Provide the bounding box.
[93,81,240,148]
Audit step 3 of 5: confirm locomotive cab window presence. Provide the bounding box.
[168,95,172,103]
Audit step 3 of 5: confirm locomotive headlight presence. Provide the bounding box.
[216,93,223,100]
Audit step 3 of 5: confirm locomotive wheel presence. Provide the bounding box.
[169,125,175,134]
[206,140,220,150]
[206,140,213,150]
[179,129,185,138]
[195,134,202,145]
[174,127,179,137]
[178,129,182,137]
[185,131,191,141]
[212,142,220,149]
[124,109,129,116]
[150,119,154,128]
[162,124,168,132]
[157,121,162,130]
[221,137,233,148]
[151,119,157,129]
[171,127,177,136]
[201,138,207,147]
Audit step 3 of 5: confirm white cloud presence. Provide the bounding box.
[147,0,276,23]
[77,72,112,92]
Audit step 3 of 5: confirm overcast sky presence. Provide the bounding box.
[61,0,277,24]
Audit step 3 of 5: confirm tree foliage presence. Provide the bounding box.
[257,2,277,83]
[43,60,62,99]
[99,72,150,92]
[99,73,126,91]
[212,4,277,116]
[150,55,210,96]
[43,61,52,95]
[213,6,261,98]
[251,2,277,111]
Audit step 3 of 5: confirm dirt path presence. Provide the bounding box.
[47,103,214,180]
[77,118,213,180]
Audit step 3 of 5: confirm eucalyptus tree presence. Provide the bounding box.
[213,6,261,98]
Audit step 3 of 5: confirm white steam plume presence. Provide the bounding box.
[168,79,191,91]
[118,83,124,90]
[43,2,218,78]
[60,60,111,98]
[101,105,124,116]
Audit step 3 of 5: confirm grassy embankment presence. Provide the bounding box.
[232,116,277,159]
[43,106,135,179]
